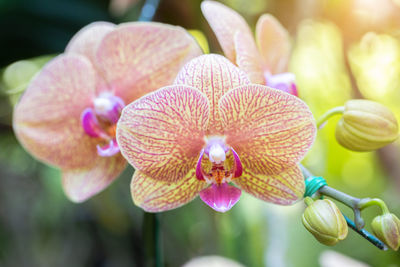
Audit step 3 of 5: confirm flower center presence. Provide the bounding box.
[265,71,298,96]
[81,93,125,157]
[196,137,242,184]
[196,137,243,212]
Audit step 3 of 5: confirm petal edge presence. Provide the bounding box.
[117,85,209,182]
[219,84,316,174]
[131,169,206,212]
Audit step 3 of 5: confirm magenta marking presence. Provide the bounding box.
[97,138,120,157]
[196,149,205,181]
[231,147,243,178]
[81,108,103,138]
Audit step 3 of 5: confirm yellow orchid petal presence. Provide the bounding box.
[116,85,209,182]
[62,154,126,203]
[95,22,203,104]
[175,54,250,134]
[256,14,291,74]
[219,84,316,175]
[234,31,265,84]
[201,0,252,62]
[13,54,100,169]
[131,169,206,212]
[234,164,305,205]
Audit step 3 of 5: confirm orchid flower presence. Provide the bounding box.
[201,1,298,96]
[13,22,202,202]
[117,54,316,213]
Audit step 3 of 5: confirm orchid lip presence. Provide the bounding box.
[97,139,120,157]
[81,108,108,139]
[196,149,205,181]
[199,183,241,213]
[81,93,125,157]
[231,147,243,178]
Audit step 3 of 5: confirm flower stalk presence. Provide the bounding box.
[300,164,388,250]
[143,212,163,267]
[316,106,345,129]
[358,198,390,214]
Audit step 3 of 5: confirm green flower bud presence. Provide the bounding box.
[302,198,348,246]
[371,213,400,251]
[335,99,398,151]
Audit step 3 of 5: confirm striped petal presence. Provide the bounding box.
[117,85,209,182]
[219,84,316,175]
[131,169,206,212]
[95,22,203,104]
[13,54,100,169]
[65,21,116,63]
[175,54,250,134]
[62,154,126,202]
[256,14,291,74]
[234,31,265,84]
[201,1,252,62]
[234,164,305,205]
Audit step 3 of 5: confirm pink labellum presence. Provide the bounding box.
[265,72,298,96]
[231,148,243,178]
[81,108,107,138]
[196,149,205,181]
[199,183,241,213]
[97,139,120,157]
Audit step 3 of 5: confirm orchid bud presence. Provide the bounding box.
[302,197,348,246]
[335,99,398,151]
[371,213,400,251]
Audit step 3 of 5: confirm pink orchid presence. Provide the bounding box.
[201,1,298,96]
[13,21,202,202]
[116,54,316,213]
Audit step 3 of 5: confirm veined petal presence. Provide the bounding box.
[234,31,265,84]
[117,85,209,182]
[234,164,305,205]
[95,22,203,104]
[219,85,316,174]
[13,54,100,169]
[131,169,206,212]
[62,154,126,202]
[175,54,250,134]
[65,21,116,63]
[201,0,252,62]
[256,14,291,74]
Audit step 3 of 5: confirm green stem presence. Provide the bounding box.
[316,106,345,128]
[143,212,163,267]
[318,185,365,229]
[358,198,390,214]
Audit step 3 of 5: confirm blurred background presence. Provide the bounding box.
[1,0,400,266]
